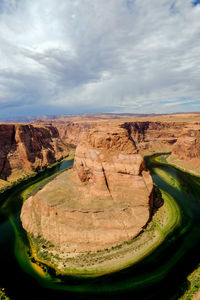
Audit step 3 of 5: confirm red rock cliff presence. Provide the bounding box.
[122,121,184,153]
[172,127,200,163]
[0,124,72,189]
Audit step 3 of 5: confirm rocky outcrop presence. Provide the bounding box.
[52,121,94,145]
[122,122,184,153]
[0,124,72,188]
[0,124,16,181]
[172,128,200,164]
[21,126,153,252]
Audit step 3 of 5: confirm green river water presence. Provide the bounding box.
[0,155,200,300]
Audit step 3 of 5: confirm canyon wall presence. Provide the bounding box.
[122,121,200,170]
[52,121,94,145]
[122,121,185,154]
[51,120,195,154]
[121,121,200,171]
[170,127,200,171]
[172,128,200,161]
[1,119,200,191]
[0,124,72,190]
[21,126,153,252]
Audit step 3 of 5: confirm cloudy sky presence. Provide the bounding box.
[0,0,200,117]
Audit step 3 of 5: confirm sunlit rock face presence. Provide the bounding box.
[21,126,153,253]
[121,121,184,153]
[172,128,200,164]
[0,124,71,184]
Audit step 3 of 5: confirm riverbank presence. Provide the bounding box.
[153,153,200,177]
[178,264,200,300]
[0,153,74,201]
[20,155,74,202]
[167,156,200,177]
[147,154,200,300]
[27,158,181,277]
[11,156,75,282]
[0,152,74,196]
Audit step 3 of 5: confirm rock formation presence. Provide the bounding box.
[21,126,153,252]
[45,120,193,153]
[0,124,71,189]
[52,121,94,145]
[35,115,200,158]
[122,122,184,153]
[1,117,200,191]
[171,127,200,166]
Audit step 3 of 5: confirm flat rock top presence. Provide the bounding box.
[38,168,150,212]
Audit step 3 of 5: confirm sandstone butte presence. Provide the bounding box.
[21,126,154,252]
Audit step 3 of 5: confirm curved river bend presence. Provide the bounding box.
[0,155,200,300]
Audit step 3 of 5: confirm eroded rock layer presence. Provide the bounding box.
[172,127,200,166]
[2,118,200,191]
[21,126,153,252]
[0,124,71,188]
[122,122,184,153]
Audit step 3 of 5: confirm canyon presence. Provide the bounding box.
[18,113,200,266]
[0,113,200,300]
[20,126,153,252]
[1,114,200,192]
[1,113,200,257]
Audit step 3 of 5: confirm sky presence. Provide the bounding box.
[0,0,200,117]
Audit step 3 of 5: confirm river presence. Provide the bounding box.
[0,155,200,300]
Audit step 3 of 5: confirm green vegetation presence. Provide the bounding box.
[167,156,200,177]
[0,288,10,300]
[27,179,181,277]
[21,172,63,202]
[155,153,200,177]
[20,158,74,202]
[179,265,200,300]
[0,153,74,197]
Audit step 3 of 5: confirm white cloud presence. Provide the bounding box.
[0,0,200,116]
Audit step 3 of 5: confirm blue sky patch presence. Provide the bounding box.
[192,0,200,6]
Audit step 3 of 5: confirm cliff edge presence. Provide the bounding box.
[0,124,72,190]
[21,126,153,252]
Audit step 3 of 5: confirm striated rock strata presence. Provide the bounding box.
[122,122,184,154]
[172,128,200,160]
[0,124,71,188]
[37,119,200,157]
[171,127,200,168]
[21,126,153,252]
